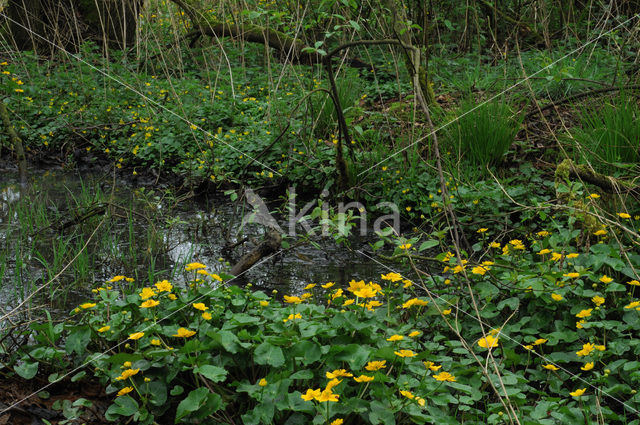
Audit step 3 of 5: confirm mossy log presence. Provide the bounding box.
[230,230,281,277]
[555,159,640,197]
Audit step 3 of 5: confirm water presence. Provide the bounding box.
[0,167,410,316]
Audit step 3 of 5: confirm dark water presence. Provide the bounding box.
[0,167,409,315]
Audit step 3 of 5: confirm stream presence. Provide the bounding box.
[0,167,410,317]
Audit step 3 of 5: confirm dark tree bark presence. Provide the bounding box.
[6,0,144,52]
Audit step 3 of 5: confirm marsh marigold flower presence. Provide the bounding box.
[330,419,343,425]
[433,371,456,382]
[140,299,159,308]
[258,379,267,387]
[117,386,134,396]
[381,272,402,282]
[116,368,140,381]
[139,287,156,300]
[129,332,144,340]
[592,296,605,306]
[365,360,386,371]
[551,293,564,301]
[185,262,206,271]
[618,212,631,219]
[408,331,421,338]
[576,343,595,357]
[477,334,499,349]
[576,309,592,318]
[394,349,417,358]
[594,229,607,236]
[581,362,594,371]
[542,364,559,371]
[628,280,640,286]
[192,303,208,311]
[173,328,196,338]
[80,302,96,309]
[400,390,415,399]
[300,388,321,401]
[402,298,429,308]
[154,280,172,292]
[202,312,212,320]
[387,334,404,342]
[98,325,110,333]
[326,369,353,379]
[353,375,374,383]
[284,295,303,304]
[599,275,613,284]
[570,388,586,397]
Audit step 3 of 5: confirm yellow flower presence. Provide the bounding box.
[576,309,592,318]
[542,364,559,371]
[364,300,382,310]
[551,252,563,261]
[117,386,134,396]
[300,388,321,401]
[477,228,488,233]
[477,334,499,349]
[489,241,501,248]
[150,339,161,346]
[168,294,177,300]
[343,299,354,306]
[326,369,353,379]
[576,343,595,357]
[139,287,156,300]
[472,266,488,275]
[402,279,413,288]
[185,262,206,271]
[536,230,550,237]
[381,272,402,282]
[258,378,267,387]
[566,253,579,259]
[352,286,378,298]
[283,313,302,323]
[80,302,96,309]
[284,295,303,304]
[399,243,412,250]
[628,280,640,286]
[551,293,564,301]
[116,368,140,380]
[524,345,533,350]
[570,388,586,397]
[423,361,442,371]
[394,349,417,358]
[618,212,631,219]
[129,332,144,340]
[402,298,429,308]
[576,320,586,329]
[400,390,415,399]
[594,345,605,351]
[140,299,159,308]
[588,193,600,199]
[123,361,132,368]
[624,301,640,309]
[365,360,386,371]
[173,328,196,338]
[591,296,605,306]
[259,300,269,307]
[353,375,374,383]
[202,312,212,320]
[330,419,344,425]
[538,249,552,255]
[600,275,613,284]
[533,338,547,345]
[581,362,594,371]
[386,335,404,342]
[408,331,421,338]
[304,283,316,290]
[98,326,110,333]
[442,308,452,315]
[192,303,208,311]
[417,397,425,407]
[322,282,335,289]
[316,388,339,402]
[563,272,580,278]
[433,372,456,382]
[593,229,607,236]
[154,280,172,292]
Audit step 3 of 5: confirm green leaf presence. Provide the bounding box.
[15,361,39,379]
[195,365,228,383]
[369,400,396,424]
[105,396,138,420]
[175,387,209,421]
[254,342,285,368]
[65,326,91,355]
[419,240,439,251]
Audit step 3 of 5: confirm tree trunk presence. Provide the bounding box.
[6,0,143,52]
